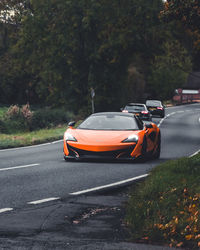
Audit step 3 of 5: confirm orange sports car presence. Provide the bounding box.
[63,112,161,161]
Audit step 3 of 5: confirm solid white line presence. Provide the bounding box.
[28,197,60,205]
[189,149,200,158]
[0,163,40,172]
[52,139,63,144]
[0,143,51,152]
[69,174,148,195]
[0,140,63,152]
[158,118,165,127]
[0,208,13,213]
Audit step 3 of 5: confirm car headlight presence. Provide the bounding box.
[64,132,77,142]
[122,134,138,143]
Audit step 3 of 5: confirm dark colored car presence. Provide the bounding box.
[121,103,152,121]
[146,100,165,118]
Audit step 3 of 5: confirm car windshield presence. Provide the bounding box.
[146,100,161,107]
[124,105,145,112]
[78,114,139,130]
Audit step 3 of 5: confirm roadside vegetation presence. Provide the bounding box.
[0,105,74,149]
[126,153,200,249]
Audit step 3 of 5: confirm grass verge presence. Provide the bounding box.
[0,125,66,149]
[126,153,200,249]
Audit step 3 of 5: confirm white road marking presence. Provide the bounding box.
[52,140,63,144]
[28,197,60,205]
[0,143,52,152]
[69,174,148,195]
[0,208,13,213]
[0,163,40,172]
[158,108,200,128]
[0,140,63,152]
[189,149,200,158]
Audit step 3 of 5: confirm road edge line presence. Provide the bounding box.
[69,174,148,196]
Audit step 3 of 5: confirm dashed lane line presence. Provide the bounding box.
[158,108,200,128]
[0,163,40,172]
[0,208,13,214]
[27,197,60,205]
[1,148,200,213]
[1,106,200,213]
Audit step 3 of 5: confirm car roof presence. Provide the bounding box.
[146,100,162,103]
[126,103,145,106]
[91,112,135,117]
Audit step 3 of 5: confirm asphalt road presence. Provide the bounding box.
[0,103,200,211]
[0,103,199,249]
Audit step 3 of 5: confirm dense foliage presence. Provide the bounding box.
[0,105,74,133]
[161,0,200,69]
[0,0,195,114]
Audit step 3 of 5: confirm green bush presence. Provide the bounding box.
[0,119,6,133]
[3,104,30,133]
[30,108,74,130]
[1,105,74,133]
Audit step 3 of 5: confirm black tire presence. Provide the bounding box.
[141,137,147,160]
[64,156,68,161]
[153,132,161,159]
[64,156,74,162]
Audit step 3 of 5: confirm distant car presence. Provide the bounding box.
[146,100,165,118]
[63,112,161,161]
[121,103,152,121]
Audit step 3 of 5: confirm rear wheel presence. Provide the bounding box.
[141,137,147,160]
[153,132,161,159]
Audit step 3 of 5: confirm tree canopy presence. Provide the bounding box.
[161,0,200,69]
[0,0,194,114]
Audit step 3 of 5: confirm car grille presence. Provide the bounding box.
[67,144,136,159]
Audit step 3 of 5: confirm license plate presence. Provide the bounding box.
[135,113,140,116]
[149,108,156,111]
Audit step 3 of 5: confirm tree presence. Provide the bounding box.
[161,0,200,70]
[148,40,192,100]
[0,0,167,111]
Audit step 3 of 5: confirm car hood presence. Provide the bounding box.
[65,128,141,151]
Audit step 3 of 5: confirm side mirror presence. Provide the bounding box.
[68,121,76,127]
[145,123,153,129]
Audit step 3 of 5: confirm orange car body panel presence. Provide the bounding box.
[63,123,160,160]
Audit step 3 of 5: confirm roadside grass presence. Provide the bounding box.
[0,125,67,149]
[0,105,77,149]
[126,153,200,249]
[0,106,8,118]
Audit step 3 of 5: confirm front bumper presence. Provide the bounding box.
[64,144,137,161]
